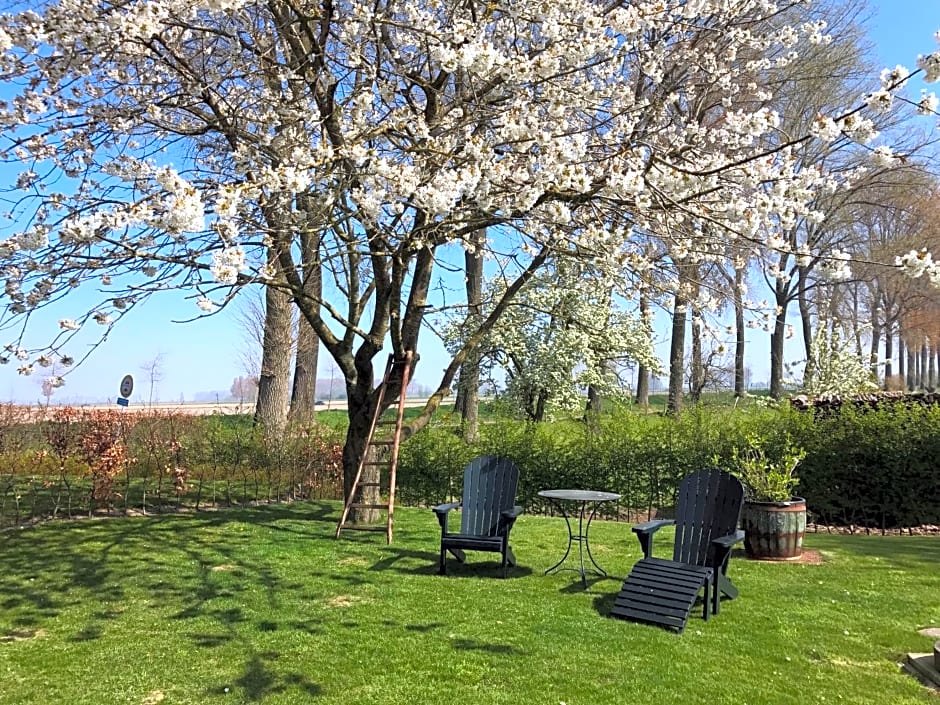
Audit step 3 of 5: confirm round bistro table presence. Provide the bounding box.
[537,489,621,587]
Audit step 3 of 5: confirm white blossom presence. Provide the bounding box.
[0,0,937,398]
[197,297,217,312]
[810,115,841,142]
[870,145,898,168]
[818,250,853,282]
[896,249,935,278]
[865,90,893,113]
[879,65,909,89]
[210,247,247,285]
[917,90,939,115]
[918,51,940,83]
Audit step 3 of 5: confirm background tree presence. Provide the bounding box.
[230,375,259,403]
[451,261,658,422]
[139,353,166,408]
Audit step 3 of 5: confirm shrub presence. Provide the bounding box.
[797,403,940,529]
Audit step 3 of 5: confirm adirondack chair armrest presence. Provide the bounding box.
[632,519,676,558]
[499,505,523,532]
[709,529,745,568]
[632,519,676,534]
[432,502,462,532]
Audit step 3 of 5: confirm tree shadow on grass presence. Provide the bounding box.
[368,546,534,579]
[208,651,323,701]
[0,505,342,694]
[452,637,522,655]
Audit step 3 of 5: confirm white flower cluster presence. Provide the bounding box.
[865,90,893,113]
[0,0,937,376]
[152,167,205,235]
[210,247,247,285]
[196,297,217,313]
[810,114,842,142]
[817,250,853,282]
[880,65,909,89]
[870,145,898,168]
[917,90,939,115]
[896,249,940,285]
[917,40,940,83]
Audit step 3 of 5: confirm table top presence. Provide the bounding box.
[538,489,621,502]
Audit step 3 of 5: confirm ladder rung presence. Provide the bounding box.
[370,439,394,445]
[350,503,390,510]
[362,461,388,467]
[341,525,387,532]
[357,481,382,487]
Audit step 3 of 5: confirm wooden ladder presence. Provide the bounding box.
[335,351,413,544]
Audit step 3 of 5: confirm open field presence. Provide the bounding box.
[0,502,937,705]
[5,396,454,419]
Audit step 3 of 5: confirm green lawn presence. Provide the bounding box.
[0,504,937,705]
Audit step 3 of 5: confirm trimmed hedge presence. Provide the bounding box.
[398,403,939,529]
[797,404,940,529]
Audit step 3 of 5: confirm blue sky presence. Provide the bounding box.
[0,0,938,405]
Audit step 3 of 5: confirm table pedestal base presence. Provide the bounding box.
[543,499,607,587]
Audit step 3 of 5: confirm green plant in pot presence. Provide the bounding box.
[730,435,807,560]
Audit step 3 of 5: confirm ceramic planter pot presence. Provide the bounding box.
[742,497,806,560]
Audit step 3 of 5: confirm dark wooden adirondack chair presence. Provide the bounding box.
[611,468,745,633]
[432,456,523,577]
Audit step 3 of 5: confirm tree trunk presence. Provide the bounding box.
[457,236,484,442]
[924,342,937,389]
[254,282,293,439]
[920,344,928,390]
[770,280,789,400]
[734,268,745,398]
[667,297,687,415]
[289,315,319,422]
[342,353,381,523]
[936,348,940,389]
[884,323,894,386]
[898,336,906,388]
[534,388,548,423]
[797,267,813,363]
[906,346,915,391]
[869,321,881,381]
[586,384,602,415]
[635,292,651,407]
[289,219,322,422]
[769,306,787,400]
[635,367,650,408]
[689,305,703,403]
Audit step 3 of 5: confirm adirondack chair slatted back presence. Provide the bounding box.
[460,456,519,537]
[672,468,744,566]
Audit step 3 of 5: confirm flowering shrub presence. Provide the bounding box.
[801,326,878,396]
